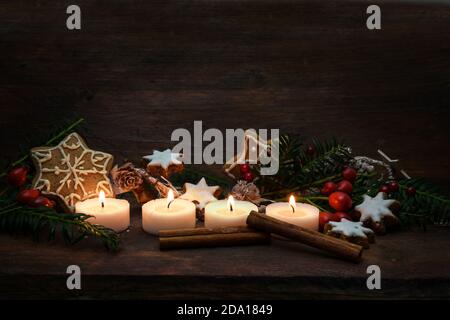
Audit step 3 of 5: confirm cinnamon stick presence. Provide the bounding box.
[159,227,270,250]
[247,211,363,262]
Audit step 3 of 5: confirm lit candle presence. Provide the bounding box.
[204,195,257,229]
[75,191,130,232]
[265,195,319,230]
[142,190,196,235]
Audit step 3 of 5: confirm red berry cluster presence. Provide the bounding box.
[379,181,399,194]
[379,181,416,197]
[239,163,254,182]
[319,167,357,231]
[6,166,55,209]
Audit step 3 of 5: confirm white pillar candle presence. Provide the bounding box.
[142,190,196,235]
[266,195,319,231]
[204,195,258,229]
[75,191,130,233]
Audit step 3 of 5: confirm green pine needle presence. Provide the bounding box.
[0,204,120,251]
[397,179,450,226]
[258,134,351,198]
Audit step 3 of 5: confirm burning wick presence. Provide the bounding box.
[289,195,296,213]
[99,190,106,208]
[167,189,175,209]
[228,195,235,212]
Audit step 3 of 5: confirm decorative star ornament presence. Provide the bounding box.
[143,149,183,169]
[328,219,374,238]
[179,178,220,209]
[31,132,114,212]
[355,192,397,223]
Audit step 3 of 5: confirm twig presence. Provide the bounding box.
[304,198,327,212]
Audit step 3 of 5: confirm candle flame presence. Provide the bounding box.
[167,189,175,209]
[227,195,235,212]
[99,190,106,208]
[289,195,296,213]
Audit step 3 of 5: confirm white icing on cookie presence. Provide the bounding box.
[355,192,396,223]
[31,132,114,211]
[328,219,374,238]
[143,149,183,170]
[179,178,219,209]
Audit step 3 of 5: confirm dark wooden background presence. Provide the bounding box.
[1,0,450,189]
[1,0,450,300]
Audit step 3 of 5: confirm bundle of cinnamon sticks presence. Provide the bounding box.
[159,211,363,263]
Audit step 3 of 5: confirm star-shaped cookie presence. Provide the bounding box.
[355,192,399,234]
[31,132,114,212]
[143,149,183,178]
[179,178,221,209]
[324,219,375,248]
[327,219,374,238]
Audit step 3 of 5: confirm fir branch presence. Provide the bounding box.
[257,134,302,195]
[296,138,351,185]
[397,179,450,226]
[0,204,120,250]
[258,135,351,199]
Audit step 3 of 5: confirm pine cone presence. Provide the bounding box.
[230,180,261,204]
[111,162,144,194]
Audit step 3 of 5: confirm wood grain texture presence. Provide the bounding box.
[0,205,449,299]
[0,0,450,299]
[0,0,449,190]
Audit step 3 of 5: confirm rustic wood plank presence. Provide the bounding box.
[0,205,449,299]
[0,0,449,190]
[0,0,450,299]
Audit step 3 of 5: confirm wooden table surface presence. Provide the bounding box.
[1,0,450,299]
[0,205,449,299]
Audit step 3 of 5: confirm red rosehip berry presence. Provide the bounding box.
[389,181,399,192]
[17,189,41,205]
[31,196,55,208]
[406,187,416,196]
[342,167,357,183]
[328,191,353,212]
[243,172,254,182]
[321,181,337,196]
[240,164,251,174]
[7,166,29,188]
[319,212,339,232]
[306,145,315,156]
[336,180,353,194]
[334,212,352,221]
[379,185,391,194]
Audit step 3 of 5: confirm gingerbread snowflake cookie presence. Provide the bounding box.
[355,192,400,234]
[143,149,183,178]
[179,178,221,221]
[324,219,375,248]
[31,132,114,212]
